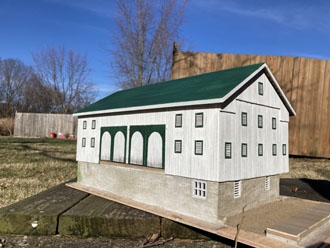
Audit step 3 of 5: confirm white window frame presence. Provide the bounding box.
[283,144,287,155]
[258,82,263,95]
[241,112,247,126]
[258,143,263,156]
[195,113,204,128]
[192,180,207,199]
[258,115,263,128]
[92,120,96,129]
[195,140,203,155]
[272,117,276,130]
[234,180,241,198]
[225,142,232,159]
[82,137,86,147]
[83,120,87,129]
[265,176,270,190]
[90,137,95,148]
[241,143,247,157]
[272,144,277,156]
[175,114,182,128]
[174,140,182,153]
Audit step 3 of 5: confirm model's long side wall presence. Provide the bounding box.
[76,107,220,181]
[218,73,289,181]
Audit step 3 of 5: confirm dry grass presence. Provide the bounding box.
[0,136,77,208]
[0,118,15,136]
[282,157,330,180]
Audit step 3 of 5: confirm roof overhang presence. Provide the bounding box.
[74,63,295,117]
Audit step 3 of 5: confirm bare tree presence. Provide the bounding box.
[110,0,188,89]
[33,46,96,114]
[0,58,33,117]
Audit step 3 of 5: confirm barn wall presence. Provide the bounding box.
[76,107,220,181]
[172,52,330,158]
[14,112,77,138]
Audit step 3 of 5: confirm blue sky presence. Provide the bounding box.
[1,0,330,100]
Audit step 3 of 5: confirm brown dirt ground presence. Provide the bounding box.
[225,197,317,235]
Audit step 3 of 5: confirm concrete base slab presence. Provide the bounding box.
[0,182,88,235]
[58,195,160,238]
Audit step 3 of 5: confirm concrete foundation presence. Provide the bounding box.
[77,161,279,224]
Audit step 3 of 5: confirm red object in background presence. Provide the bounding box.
[50,132,57,139]
[57,133,67,139]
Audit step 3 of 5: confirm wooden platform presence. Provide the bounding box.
[267,202,330,246]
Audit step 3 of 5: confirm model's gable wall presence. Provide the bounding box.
[218,73,289,181]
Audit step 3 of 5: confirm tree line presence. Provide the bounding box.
[0,46,95,118]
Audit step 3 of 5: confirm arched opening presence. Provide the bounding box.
[147,132,163,168]
[113,131,125,163]
[100,132,111,161]
[130,131,144,165]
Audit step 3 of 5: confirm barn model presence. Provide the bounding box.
[70,63,295,225]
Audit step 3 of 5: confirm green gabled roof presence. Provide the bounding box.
[76,63,264,114]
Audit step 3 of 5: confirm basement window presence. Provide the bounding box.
[272,144,277,156]
[91,138,95,148]
[175,114,182,128]
[258,82,263,95]
[82,138,86,147]
[192,180,207,199]
[272,117,276,130]
[241,112,247,126]
[92,120,96,129]
[195,113,204,127]
[234,181,241,198]
[241,143,247,157]
[258,144,263,156]
[195,140,203,155]
[225,142,232,159]
[265,176,270,191]
[83,120,87,129]
[283,144,287,156]
[174,140,182,153]
[258,115,263,128]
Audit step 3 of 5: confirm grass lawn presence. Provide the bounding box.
[0,136,77,208]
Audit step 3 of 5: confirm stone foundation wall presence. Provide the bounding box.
[218,175,280,218]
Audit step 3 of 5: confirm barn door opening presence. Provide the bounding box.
[100,131,111,161]
[129,125,165,169]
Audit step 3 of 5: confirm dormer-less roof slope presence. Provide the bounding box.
[75,63,295,117]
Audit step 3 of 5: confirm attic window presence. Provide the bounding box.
[195,113,204,127]
[258,82,263,95]
[175,114,182,128]
[272,117,276,130]
[92,120,96,129]
[241,143,247,157]
[241,112,247,126]
[82,138,86,147]
[83,121,87,129]
[258,115,263,128]
[195,140,203,155]
[282,144,287,156]
[265,176,270,190]
[175,140,182,153]
[225,142,232,159]
[272,144,277,156]
[234,181,241,198]
[91,138,95,148]
[258,144,263,156]
[192,180,207,199]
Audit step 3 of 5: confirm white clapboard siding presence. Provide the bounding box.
[113,131,125,162]
[130,131,144,165]
[147,132,163,168]
[101,132,111,161]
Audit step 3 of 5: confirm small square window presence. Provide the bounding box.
[241,112,247,126]
[92,120,96,129]
[82,138,86,147]
[83,121,87,129]
[265,176,270,190]
[283,144,287,156]
[225,142,232,159]
[241,143,247,157]
[174,140,182,153]
[272,117,276,130]
[195,113,204,127]
[234,181,241,198]
[195,140,203,155]
[258,115,263,128]
[91,138,95,148]
[258,82,263,95]
[175,114,182,128]
[192,180,207,199]
[272,144,277,156]
[258,144,263,156]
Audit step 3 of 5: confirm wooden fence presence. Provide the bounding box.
[172,52,330,158]
[14,112,77,138]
